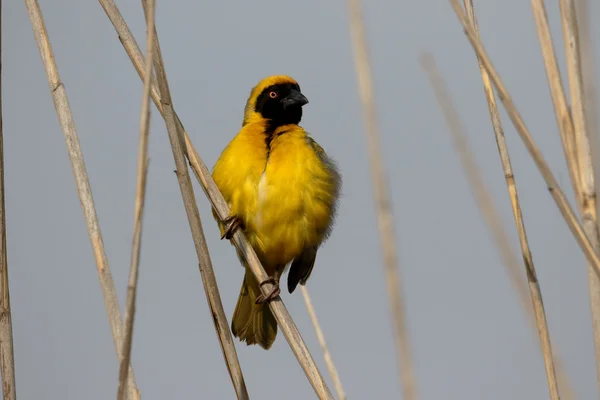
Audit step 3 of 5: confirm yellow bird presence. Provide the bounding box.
[212,75,341,349]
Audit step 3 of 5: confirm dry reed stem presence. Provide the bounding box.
[420,54,558,398]
[462,1,561,398]
[529,0,595,395]
[116,0,155,399]
[137,2,248,399]
[345,0,417,398]
[300,286,346,400]
[531,0,580,199]
[420,54,560,400]
[449,0,600,280]
[558,0,600,389]
[98,2,335,398]
[23,1,140,398]
[0,1,16,397]
[574,0,600,197]
[575,2,600,322]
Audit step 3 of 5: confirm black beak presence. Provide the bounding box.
[282,89,309,109]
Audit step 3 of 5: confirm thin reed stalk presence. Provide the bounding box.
[558,0,600,389]
[23,1,140,399]
[117,0,155,399]
[345,0,417,399]
[421,53,561,400]
[529,0,596,395]
[574,0,600,199]
[137,2,249,399]
[575,1,600,301]
[300,286,346,400]
[0,1,17,397]
[530,0,580,198]
[98,2,335,398]
[449,0,600,280]
[463,1,564,398]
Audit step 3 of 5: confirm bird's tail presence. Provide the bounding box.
[231,269,277,350]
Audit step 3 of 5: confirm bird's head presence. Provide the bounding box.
[242,75,309,127]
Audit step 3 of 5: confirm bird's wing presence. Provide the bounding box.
[307,136,342,199]
[287,246,318,294]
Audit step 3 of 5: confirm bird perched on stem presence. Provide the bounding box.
[212,75,341,350]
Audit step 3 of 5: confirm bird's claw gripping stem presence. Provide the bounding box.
[255,277,281,304]
[221,214,244,240]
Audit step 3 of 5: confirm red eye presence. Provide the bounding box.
[269,91,278,99]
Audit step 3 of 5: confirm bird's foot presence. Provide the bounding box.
[255,277,281,304]
[221,214,244,240]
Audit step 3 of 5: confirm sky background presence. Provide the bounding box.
[3,0,600,399]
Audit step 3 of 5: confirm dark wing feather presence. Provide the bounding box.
[288,246,318,293]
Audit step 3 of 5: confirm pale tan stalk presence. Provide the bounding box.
[574,0,600,201]
[461,1,562,398]
[422,53,567,399]
[558,0,600,389]
[23,1,140,398]
[575,6,600,346]
[345,0,417,398]
[116,0,155,399]
[449,0,600,279]
[529,1,599,396]
[531,0,580,198]
[98,2,335,398]
[137,1,249,399]
[0,1,16,397]
[300,286,346,400]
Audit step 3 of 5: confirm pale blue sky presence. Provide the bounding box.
[3,0,600,398]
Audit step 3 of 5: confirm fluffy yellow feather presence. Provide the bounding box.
[212,75,341,349]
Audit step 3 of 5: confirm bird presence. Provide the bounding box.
[211,75,341,350]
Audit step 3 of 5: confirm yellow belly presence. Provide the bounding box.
[213,122,338,271]
[250,173,328,266]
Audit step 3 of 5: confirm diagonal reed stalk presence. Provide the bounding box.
[116,0,155,399]
[345,0,417,399]
[136,1,249,399]
[0,1,17,397]
[530,0,597,394]
[421,53,561,400]
[300,286,346,400]
[98,1,335,398]
[448,0,600,281]
[23,1,140,399]
[464,1,569,397]
[557,0,600,390]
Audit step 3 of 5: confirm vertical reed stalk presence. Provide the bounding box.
[138,1,249,398]
[558,0,600,390]
[573,0,600,203]
[23,1,140,398]
[0,1,17,397]
[463,2,562,398]
[345,0,417,398]
[116,0,155,399]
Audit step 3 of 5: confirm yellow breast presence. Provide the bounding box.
[212,122,339,268]
[254,125,338,266]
